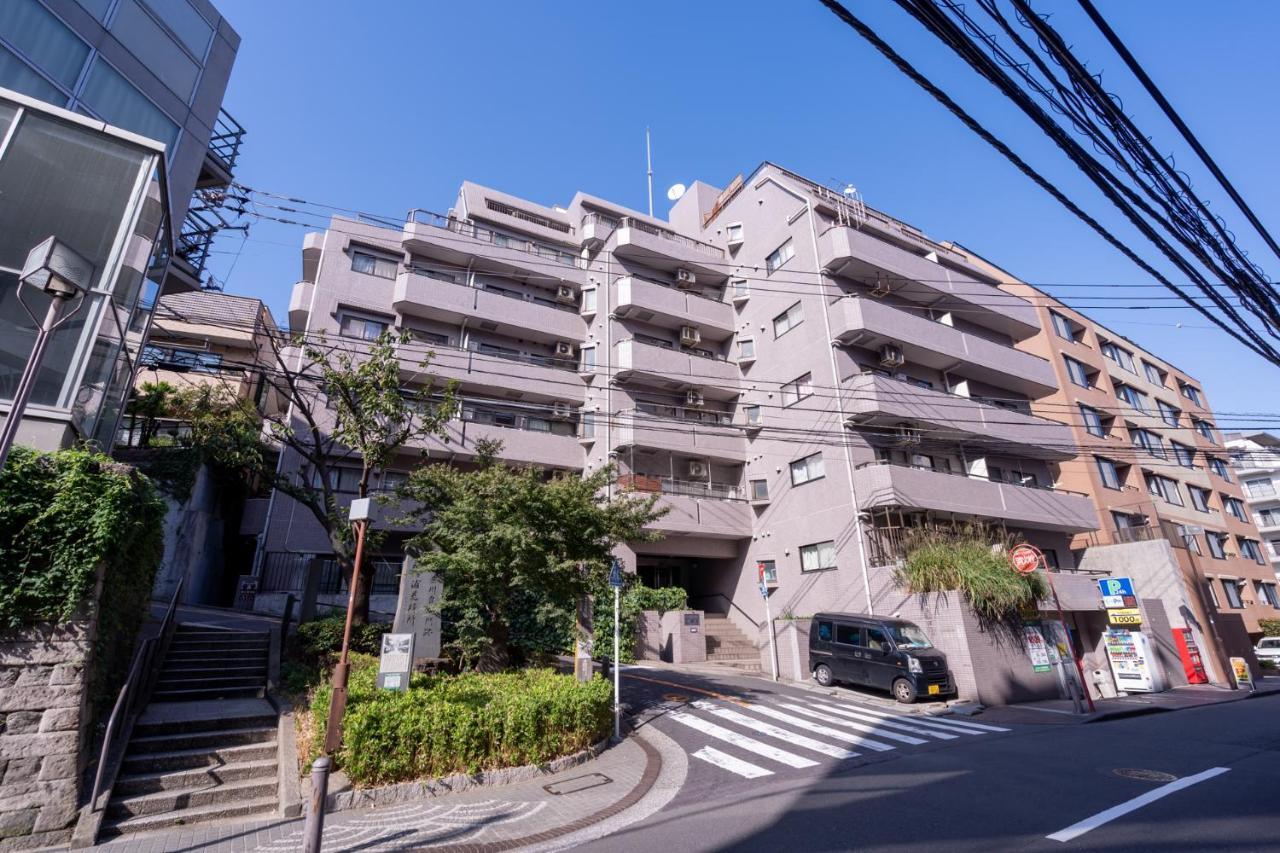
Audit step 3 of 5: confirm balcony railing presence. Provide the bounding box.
[854,459,1090,498]
[618,473,743,501]
[207,108,246,176]
[406,209,584,269]
[581,211,621,231]
[459,343,578,372]
[622,272,728,305]
[618,216,724,258]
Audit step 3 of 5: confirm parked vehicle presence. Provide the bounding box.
[1255,636,1280,665]
[809,612,954,703]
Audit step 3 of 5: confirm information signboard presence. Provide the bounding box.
[1024,624,1052,673]
[377,633,414,691]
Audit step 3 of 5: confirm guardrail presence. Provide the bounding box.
[405,209,584,269]
[618,216,724,258]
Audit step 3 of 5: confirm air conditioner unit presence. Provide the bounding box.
[685,389,705,408]
[687,460,709,478]
[554,341,574,357]
[551,401,571,419]
[895,422,922,446]
[675,268,697,288]
[879,344,905,368]
[555,285,575,304]
[680,325,701,346]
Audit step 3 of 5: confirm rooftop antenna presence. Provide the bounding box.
[646,127,654,217]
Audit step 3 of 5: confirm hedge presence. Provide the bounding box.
[592,583,687,663]
[312,656,612,785]
[1259,619,1280,638]
[0,446,166,711]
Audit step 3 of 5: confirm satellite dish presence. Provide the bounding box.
[667,183,687,201]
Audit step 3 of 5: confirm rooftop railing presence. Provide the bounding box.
[406,209,584,269]
[617,216,724,259]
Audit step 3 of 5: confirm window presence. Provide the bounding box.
[1079,404,1106,438]
[1223,497,1247,521]
[1101,341,1136,372]
[80,57,179,150]
[380,471,408,492]
[338,312,389,341]
[1245,478,1277,498]
[1189,486,1212,513]
[864,626,890,653]
[1157,400,1181,427]
[579,412,596,440]
[1206,579,1220,607]
[834,624,860,645]
[730,278,749,300]
[1257,508,1280,529]
[1193,418,1217,442]
[142,0,216,57]
[790,452,825,486]
[111,0,201,100]
[1206,532,1229,560]
[1042,549,1060,570]
[1172,442,1197,469]
[1096,457,1123,490]
[816,620,833,642]
[410,264,459,284]
[1145,472,1182,506]
[1207,456,1231,482]
[0,0,90,91]
[1063,355,1091,388]
[1180,382,1203,406]
[725,222,744,244]
[1115,384,1150,413]
[800,540,837,572]
[1049,311,1078,341]
[1143,361,1166,386]
[579,345,596,372]
[749,479,769,501]
[581,287,597,314]
[765,239,794,274]
[781,373,813,406]
[1131,429,1167,459]
[738,337,756,361]
[1271,540,1280,557]
[743,405,763,427]
[1259,583,1280,608]
[410,329,449,346]
[1239,539,1265,564]
[773,302,803,337]
[1220,578,1244,608]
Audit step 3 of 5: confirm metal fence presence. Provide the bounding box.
[259,552,403,596]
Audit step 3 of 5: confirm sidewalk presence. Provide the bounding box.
[90,726,679,852]
[978,677,1280,726]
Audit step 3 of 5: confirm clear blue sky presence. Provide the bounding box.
[208,0,1280,423]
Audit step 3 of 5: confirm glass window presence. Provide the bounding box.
[1101,341,1136,372]
[75,0,114,20]
[1193,418,1217,442]
[1206,579,1220,606]
[1172,442,1196,468]
[110,1,200,100]
[765,239,794,274]
[140,0,214,58]
[0,42,66,103]
[781,373,812,406]
[817,621,833,642]
[730,278,749,300]
[886,624,932,649]
[750,479,769,501]
[863,626,889,652]
[351,249,398,279]
[1143,362,1166,386]
[800,540,837,572]
[1050,311,1076,341]
[725,223,744,243]
[1246,478,1277,498]
[1208,456,1231,482]
[338,312,388,341]
[1145,472,1182,506]
[80,58,180,151]
[1260,583,1280,608]
[773,302,803,337]
[1064,355,1090,388]
[790,452,824,486]
[1189,486,1212,513]
[1116,384,1150,413]
[834,624,860,645]
[581,287,596,313]
[1131,429,1166,459]
[1206,533,1228,560]
[1220,578,1243,608]
[1079,404,1105,438]
[1239,539,1265,564]
[579,412,595,439]
[1157,400,1181,427]
[0,0,89,90]
[1257,508,1280,529]
[1096,457,1122,490]
[738,337,755,360]
[579,345,596,371]
[1180,382,1203,406]
[743,405,762,427]
[1224,497,1247,521]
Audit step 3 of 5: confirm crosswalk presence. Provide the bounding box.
[658,695,1010,780]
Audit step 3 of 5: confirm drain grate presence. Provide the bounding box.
[1113,768,1178,783]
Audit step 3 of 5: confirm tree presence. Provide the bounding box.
[400,442,666,671]
[127,381,178,447]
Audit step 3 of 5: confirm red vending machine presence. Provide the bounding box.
[1173,628,1209,684]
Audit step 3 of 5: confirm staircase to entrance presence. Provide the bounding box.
[703,613,762,672]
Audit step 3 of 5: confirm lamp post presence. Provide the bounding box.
[0,237,94,471]
[323,497,373,755]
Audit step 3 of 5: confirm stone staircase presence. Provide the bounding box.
[99,624,279,839]
[703,614,762,672]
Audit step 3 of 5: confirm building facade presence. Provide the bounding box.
[1226,431,1280,583]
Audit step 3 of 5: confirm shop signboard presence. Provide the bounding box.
[1107,608,1143,626]
[1024,624,1052,673]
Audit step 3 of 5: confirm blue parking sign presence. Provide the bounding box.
[1098,577,1135,599]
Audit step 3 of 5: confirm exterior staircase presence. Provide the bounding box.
[703,614,762,673]
[99,624,279,839]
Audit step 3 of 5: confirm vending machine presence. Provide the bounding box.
[1173,628,1209,684]
[1104,629,1157,693]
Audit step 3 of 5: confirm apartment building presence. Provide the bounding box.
[259,163,1114,702]
[1226,431,1280,582]
[992,273,1277,681]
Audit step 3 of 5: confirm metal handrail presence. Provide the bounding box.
[688,593,761,630]
[90,579,184,810]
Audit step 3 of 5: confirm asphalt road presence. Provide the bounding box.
[586,666,1280,852]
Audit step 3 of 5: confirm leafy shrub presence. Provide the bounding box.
[295,615,390,664]
[1259,619,1280,638]
[895,530,1046,628]
[0,447,166,712]
[311,656,611,785]
[592,581,687,663]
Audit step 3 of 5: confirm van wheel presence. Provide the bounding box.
[813,664,834,687]
[892,678,917,704]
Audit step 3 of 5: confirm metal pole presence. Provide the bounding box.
[764,593,779,682]
[302,756,330,853]
[324,519,368,754]
[1045,570,1096,713]
[0,297,63,471]
[613,585,621,740]
[645,127,654,217]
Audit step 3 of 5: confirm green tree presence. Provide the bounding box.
[127,380,178,447]
[400,442,666,671]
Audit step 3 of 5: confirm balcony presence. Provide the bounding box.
[614,410,746,462]
[197,108,245,189]
[410,344,585,404]
[618,475,752,539]
[393,269,587,342]
[402,210,587,287]
[830,297,1056,397]
[409,417,583,469]
[818,225,1038,338]
[614,275,734,339]
[581,211,620,247]
[844,373,1073,460]
[853,461,1098,533]
[612,217,726,280]
[614,339,739,397]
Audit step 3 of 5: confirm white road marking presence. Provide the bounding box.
[852,704,1010,734]
[1046,767,1231,842]
[669,711,818,768]
[692,746,772,779]
[743,704,896,752]
[807,701,959,739]
[692,701,860,760]
[776,703,929,746]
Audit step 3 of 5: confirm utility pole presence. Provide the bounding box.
[645,127,654,218]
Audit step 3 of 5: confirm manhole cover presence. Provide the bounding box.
[1113,768,1177,783]
[543,773,613,795]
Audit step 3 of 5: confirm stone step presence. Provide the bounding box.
[167,639,270,653]
[152,686,264,702]
[127,725,277,755]
[107,776,278,819]
[164,651,269,666]
[156,675,266,692]
[121,741,278,775]
[174,628,267,638]
[113,759,278,797]
[100,795,279,836]
[160,664,268,680]
[133,713,276,738]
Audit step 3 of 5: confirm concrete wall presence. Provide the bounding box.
[151,463,225,607]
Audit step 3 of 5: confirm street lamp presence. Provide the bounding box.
[0,237,94,471]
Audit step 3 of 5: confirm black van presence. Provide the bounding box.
[809,613,954,703]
